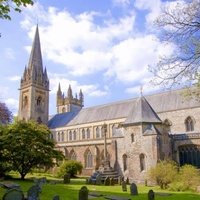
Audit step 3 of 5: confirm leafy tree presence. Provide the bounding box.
[0,101,13,125]
[58,160,83,178]
[0,120,64,180]
[150,0,200,93]
[179,164,200,191]
[0,0,34,20]
[148,159,179,189]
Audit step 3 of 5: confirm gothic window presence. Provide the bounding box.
[62,107,66,113]
[112,125,116,136]
[61,132,64,141]
[185,116,194,132]
[122,154,128,171]
[37,96,42,106]
[101,126,105,138]
[23,96,28,108]
[73,130,76,140]
[58,132,60,142]
[85,150,93,168]
[179,145,200,168]
[140,153,145,171]
[82,129,85,139]
[96,127,100,138]
[69,131,72,141]
[37,117,42,124]
[131,133,134,143]
[87,128,90,139]
[70,151,77,161]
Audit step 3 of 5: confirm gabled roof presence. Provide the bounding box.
[123,96,162,125]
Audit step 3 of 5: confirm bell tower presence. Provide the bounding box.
[18,25,49,125]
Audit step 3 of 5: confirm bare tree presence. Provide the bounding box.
[150,0,200,92]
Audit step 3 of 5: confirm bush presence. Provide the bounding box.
[58,160,83,178]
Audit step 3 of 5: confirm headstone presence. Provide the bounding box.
[148,189,155,200]
[96,174,102,185]
[126,177,129,184]
[130,183,138,195]
[27,185,40,200]
[63,173,70,184]
[104,176,110,186]
[78,186,89,200]
[121,181,127,192]
[52,195,60,200]
[2,188,24,200]
[110,177,114,186]
[118,176,122,185]
[86,177,92,184]
[33,178,38,183]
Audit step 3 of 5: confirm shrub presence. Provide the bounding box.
[179,164,200,191]
[58,160,83,178]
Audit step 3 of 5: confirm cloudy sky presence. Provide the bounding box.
[1,0,178,115]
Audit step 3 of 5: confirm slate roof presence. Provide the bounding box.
[48,87,200,129]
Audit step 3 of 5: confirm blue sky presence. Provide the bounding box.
[1,0,178,116]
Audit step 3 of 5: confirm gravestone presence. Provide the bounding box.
[2,188,24,200]
[63,173,70,184]
[130,183,138,195]
[27,185,40,200]
[110,177,114,186]
[96,174,102,185]
[104,176,110,186]
[148,189,155,200]
[121,181,127,192]
[118,176,122,185]
[52,195,60,200]
[78,186,89,200]
[126,177,129,184]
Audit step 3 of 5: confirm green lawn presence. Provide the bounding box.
[0,173,199,200]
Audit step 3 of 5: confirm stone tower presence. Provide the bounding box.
[18,25,49,125]
[57,84,83,114]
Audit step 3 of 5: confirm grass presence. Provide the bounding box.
[0,172,199,200]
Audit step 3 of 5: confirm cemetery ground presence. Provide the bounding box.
[0,172,199,200]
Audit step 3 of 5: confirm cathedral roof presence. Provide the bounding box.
[123,96,162,125]
[48,87,200,129]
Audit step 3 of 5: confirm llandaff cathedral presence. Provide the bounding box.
[18,26,200,184]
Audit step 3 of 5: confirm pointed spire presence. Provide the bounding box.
[28,25,43,81]
[57,83,62,97]
[79,89,84,106]
[68,84,73,99]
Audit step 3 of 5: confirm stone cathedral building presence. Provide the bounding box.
[18,26,200,184]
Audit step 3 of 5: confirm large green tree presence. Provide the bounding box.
[0,0,33,20]
[0,120,64,180]
[150,0,200,93]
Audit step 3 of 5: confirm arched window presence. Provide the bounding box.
[71,151,77,160]
[112,125,116,136]
[73,130,76,140]
[69,131,72,141]
[185,116,194,132]
[96,127,100,138]
[82,129,85,139]
[131,133,134,143]
[87,128,90,139]
[140,153,145,171]
[23,96,28,107]
[37,117,42,124]
[179,145,200,168]
[85,150,93,168]
[61,132,64,141]
[122,154,128,171]
[37,96,42,106]
[62,107,66,113]
[58,132,60,142]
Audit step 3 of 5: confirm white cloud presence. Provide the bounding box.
[4,48,15,60]
[8,76,21,81]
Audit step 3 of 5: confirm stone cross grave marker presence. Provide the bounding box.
[130,183,138,195]
[78,186,89,200]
